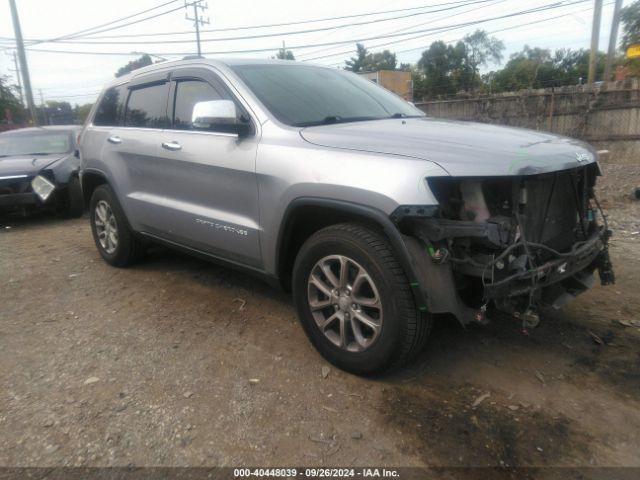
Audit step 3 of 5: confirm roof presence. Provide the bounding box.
[105,57,327,88]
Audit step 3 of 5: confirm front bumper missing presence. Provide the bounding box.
[402,226,614,326]
[483,229,609,300]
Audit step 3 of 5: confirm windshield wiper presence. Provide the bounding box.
[320,115,342,125]
[388,113,424,119]
[25,152,55,156]
[295,116,380,127]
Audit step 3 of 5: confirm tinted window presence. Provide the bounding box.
[94,85,127,126]
[172,79,233,132]
[231,64,422,127]
[124,83,167,128]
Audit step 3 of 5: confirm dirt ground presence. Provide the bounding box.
[1,165,639,471]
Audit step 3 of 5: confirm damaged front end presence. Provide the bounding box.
[395,163,615,327]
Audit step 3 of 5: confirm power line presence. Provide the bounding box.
[35,0,500,45]
[18,0,590,57]
[306,0,599,63]
[399,0,585,60]
[49,0,182,42]
[296,0,506,61]
[62,0,505,39]
[46,92,102,99]
[299,0,590,61]
[0,0,181,49]
[55,3,195,40]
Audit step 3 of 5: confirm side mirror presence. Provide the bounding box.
[191,100,251,137]
[74,149,80,158]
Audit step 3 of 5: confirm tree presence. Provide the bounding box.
[365,50,397,71]
[274,46,295,60]
[0,75,26,124]
[417,40,470,98]
[620,1,640,77]
[620,0,640,49]
[344,44,397,72]
[490,46,552,91]
[413,30,502,98]
[461,29,504,90]
[115,54,153,78]
[489,46,606,92]
[75,103,93,123]
[345,43,369,72]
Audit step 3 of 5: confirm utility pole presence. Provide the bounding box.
[588,0,604,84]
[6,51,23,106]
[185,1,209,57]
[604,0,623,82]
[8,0,38,125]
[39,89,48,125]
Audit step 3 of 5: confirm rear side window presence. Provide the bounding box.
[124,83,167,128]
[93,85,127,126]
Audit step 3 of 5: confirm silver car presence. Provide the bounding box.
[79,59,614,375]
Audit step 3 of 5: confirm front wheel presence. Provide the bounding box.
[292,223,431,375]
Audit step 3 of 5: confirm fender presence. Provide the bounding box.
[80,168,109,201]
[276,197,428,312]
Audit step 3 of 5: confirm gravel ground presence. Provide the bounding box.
[1,166,639,470]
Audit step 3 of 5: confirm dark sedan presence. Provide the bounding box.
[0,126,83,218]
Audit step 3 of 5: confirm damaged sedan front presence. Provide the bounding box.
[0,126,84,218]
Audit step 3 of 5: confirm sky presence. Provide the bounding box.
[0,0,631,105]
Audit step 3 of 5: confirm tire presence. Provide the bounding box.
[292,223,432,375]
[89,184,144,267]
[62,176,84,218]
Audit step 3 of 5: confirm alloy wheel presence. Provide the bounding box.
[94,200,118,254]
[307,255,383,352]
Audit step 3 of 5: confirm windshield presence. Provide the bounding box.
[231,64,423,127]
[0,132,72,157]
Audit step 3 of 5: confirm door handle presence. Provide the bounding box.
[161,141,182,151]
[107,135,122,144]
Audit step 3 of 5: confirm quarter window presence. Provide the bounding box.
[124,83,167,128]
[94,85,127,126]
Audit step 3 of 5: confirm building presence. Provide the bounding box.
[358,70,413,102]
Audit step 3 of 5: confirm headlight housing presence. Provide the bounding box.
[31,175,55,202]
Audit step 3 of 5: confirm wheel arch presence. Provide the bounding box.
[80,169,109,208]
[275,197,427,311]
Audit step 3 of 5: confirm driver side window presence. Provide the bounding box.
[172,79,238,133]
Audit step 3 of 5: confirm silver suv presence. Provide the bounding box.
[79,58,614,375]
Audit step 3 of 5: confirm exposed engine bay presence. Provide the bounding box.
[396,163,615,328]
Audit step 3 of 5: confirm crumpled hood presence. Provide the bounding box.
[0,153,67,178]
[300,117,597,176]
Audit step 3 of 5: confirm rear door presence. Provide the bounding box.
[152,67,261,268]
[113,73,172,232]
[83,72,172,233]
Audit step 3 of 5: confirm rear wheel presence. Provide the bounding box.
[89,185,144,267]
[292,223,431,375]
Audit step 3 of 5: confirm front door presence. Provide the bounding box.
[150,67,262,268]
